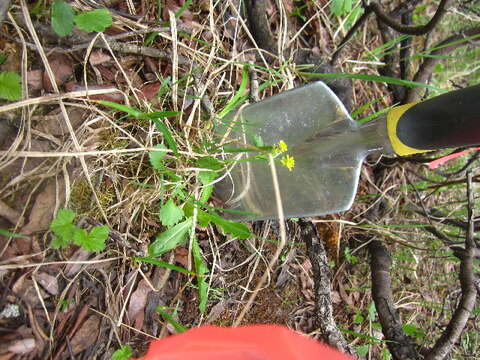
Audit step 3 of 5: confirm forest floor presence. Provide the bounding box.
[0,1,479,359]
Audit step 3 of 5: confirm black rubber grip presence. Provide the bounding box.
[397,84,480,150]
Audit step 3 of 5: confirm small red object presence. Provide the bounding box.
[138,324,353,360]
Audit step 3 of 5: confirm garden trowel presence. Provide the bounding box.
[214,81,480,221]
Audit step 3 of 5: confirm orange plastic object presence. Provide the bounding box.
[138,324,353,360]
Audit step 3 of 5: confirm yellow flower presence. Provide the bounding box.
[281,155,295,171]
[277,140,288,152]
[273,140,288,155]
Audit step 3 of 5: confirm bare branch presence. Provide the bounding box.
[426,171,478,359]
[406,26,480,102]
[369,240,422,360]
[368,0,451,35]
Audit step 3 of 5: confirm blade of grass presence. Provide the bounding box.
[156,307,187,333]
[218,65,250,119]
[0,229,29,239]
[192,236,209,313]
[133,257,194,275]
[151,118,178,156]
[298,71,445,92]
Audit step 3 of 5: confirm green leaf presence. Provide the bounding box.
[88,225,109,251]
[0,229,28,239]
[133,257,193,275]
[97,100,143,118]
[402,324,425,339]
[148,218,193,257]
[51,0,75,37]
[111,345,132,360]
[331,0,344,16]
[159,199,184,227]
[368,302,376,321]
[50,209,77,249]
[353,312,364,324]
[218,65,249,119]
[197,156,221,203]
[73,225,108,252]
[152,119,178,156]
[184,203,211,228]
[253,134,264,147]
[74,9,112,33]
[0,72,22,101]
[208,214,251,240]
[196,156,223,171]
[156,307,187,333]
[148,144,168,170]
[145,111,178,119]
[299,71,445,92]
[192,236,209,313]
[356,345,370,357]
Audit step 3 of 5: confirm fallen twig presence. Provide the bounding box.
[300,219,356,357]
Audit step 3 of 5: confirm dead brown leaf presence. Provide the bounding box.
[34,272,59,296]
[138,82,160,101]
[164,0,194,21]
[43,54,74,91]
[89,50,111,66]
[0,200,22,225]
[21,177,66,235]
[69,315,100,355]
[6,338,35,355]
[26,69,44,91]
[65,248,90,277]
[35,108,85,137]
[128,279,151,329]
[174,246,189,268]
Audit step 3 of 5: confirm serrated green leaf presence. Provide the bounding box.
[149,144,168,170]
[192,236,209,313]
[152,119,178,156]
[111,345,132,360]
[159,199,184,227]
[51,0,75,37]
[0,72,22,101]
[133,257,193,275]
[50,209,77,249]
[199,184,214,204]
[74,9,112,33]
[88,225,109,251]
[148,218,193,257]
[73,226,108,252]
[51,224,77,249]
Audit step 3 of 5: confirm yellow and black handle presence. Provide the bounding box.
[386,84,480,156]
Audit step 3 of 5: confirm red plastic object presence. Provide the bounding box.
[138,324,353,360]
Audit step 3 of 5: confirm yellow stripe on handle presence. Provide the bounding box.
[387,102,430,156]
